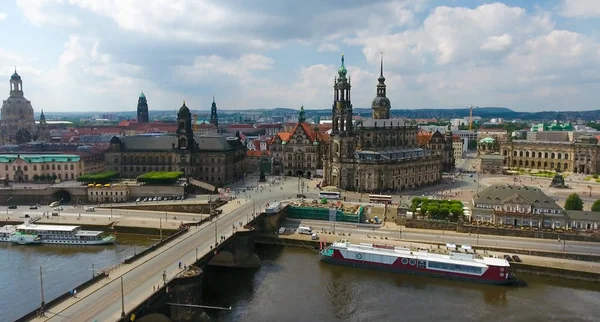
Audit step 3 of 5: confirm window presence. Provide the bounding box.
[58,164,61,170]
[428,261,482,275]
[70,164,74,170]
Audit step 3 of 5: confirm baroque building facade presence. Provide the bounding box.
[323,55,445,192]
[0,71,39,144]
[500,135,600,174]
[105,102,246,186]
[270,106,329,177]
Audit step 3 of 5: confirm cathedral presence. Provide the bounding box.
[0,70,48,144]
[323,55,453,192]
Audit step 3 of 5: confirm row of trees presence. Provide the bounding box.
[411,197,465,222]
[564,193,600,212]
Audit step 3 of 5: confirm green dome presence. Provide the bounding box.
[139,91,146,99]
[282,141,287,145]
[313,141,319,146]
[479,137,496,144]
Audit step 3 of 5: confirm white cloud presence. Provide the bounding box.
[16,0,80,27]
[560,0,600,18]
[481,34,513,52]
[317,43,340,53]
[0,12,7,21]
[349,3,554,68]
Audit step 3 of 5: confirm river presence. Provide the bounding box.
[0,234,155,321]
[202,244,600,322]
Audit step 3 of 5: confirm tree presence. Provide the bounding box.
[592,200,600,212]
[564,193,584,211]
[33,174,39,182]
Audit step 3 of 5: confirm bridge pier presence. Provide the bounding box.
[169,266,210,322]
[208,232,261,268]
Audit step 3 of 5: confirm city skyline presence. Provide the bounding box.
[2,0,600,112]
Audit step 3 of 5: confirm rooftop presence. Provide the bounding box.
[0,154,81,163]
[565,210,600,222]
[473,185,562,210]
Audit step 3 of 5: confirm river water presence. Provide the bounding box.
[0,234,155,321]
[202,245,600,322]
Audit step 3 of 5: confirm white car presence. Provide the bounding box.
[136,198,141,202]
[53,206,63,211]
[85,207,95,212]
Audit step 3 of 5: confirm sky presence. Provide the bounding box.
[1,0,600,113]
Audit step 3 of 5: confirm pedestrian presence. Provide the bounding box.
[73,289,77,298]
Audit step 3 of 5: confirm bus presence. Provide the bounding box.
[369,194,393,204]
[318,191,341,200]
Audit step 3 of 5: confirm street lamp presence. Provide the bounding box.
[6,197,13,217]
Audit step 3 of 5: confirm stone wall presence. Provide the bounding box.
[250,205,288,233]
[129,185,185,198]
[111,200,227,215]
[208,232,260,268]
[405,219,458,231]
[405,219,600,242]
[511,263,600,283]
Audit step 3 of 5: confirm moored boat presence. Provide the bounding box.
[0,220,115,245]
[320,240,525,286]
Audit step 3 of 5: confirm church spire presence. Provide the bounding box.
[210,96,219,127]
[371,52,391,119]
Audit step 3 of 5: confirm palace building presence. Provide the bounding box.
[105,101,246,186]
[323,55,450,192]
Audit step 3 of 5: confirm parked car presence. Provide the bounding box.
[86,207,95,212]
[512,255,522,263]
[29,206,38,210]
[8,205,17,209]
[54,206,63,211]
[157,197,163,201]
[504,255,513,262]
[136,197,141,202]
[51,212,59,216]
[176,196,182,200]
[142,197,148,202]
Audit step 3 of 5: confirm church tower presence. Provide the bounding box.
[371,53,391,119]
[444,124,455,172]
[210,96,218,127]
[332,54,353,135]
[36,109,50,142]
[137,91,149,123]
[176,101,195,150]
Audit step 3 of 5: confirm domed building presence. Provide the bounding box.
[0,70,36,144]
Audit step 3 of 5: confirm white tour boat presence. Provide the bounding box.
[0,220,115,245]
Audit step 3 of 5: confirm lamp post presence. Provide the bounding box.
[120,276,125,317]
[159,218,163,242]
[39,266,45,316]
[6,197,12,217]
[110,198,113,219]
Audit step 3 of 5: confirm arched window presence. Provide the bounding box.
[538,152,543,158]
[557,153,562,159]
[544,152,548,158]
[551,153,555,159]
[513,151,517,156]
[525,151,529,157]
[519,151,523,157]
[565,153,569,160]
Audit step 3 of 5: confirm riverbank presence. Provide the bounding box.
[256,233,600,283]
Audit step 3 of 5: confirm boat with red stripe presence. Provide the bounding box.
[320,240,526,286]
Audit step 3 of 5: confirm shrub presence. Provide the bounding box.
[136,172,184,185]
[77,171,119,184]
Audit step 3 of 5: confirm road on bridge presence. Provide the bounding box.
[34,177,295,322]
